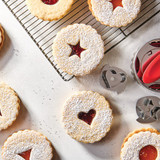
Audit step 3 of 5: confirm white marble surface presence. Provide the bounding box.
[0,1,160,160]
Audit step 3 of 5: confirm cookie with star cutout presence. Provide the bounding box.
[2,130,53,160]
[52,24,104,76]
[62,91,113,143]
[88,0,141,27]
[0,83,20,131]
[26,0,74,21]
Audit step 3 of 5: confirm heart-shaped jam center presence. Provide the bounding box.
[42,0,58,5]
[139,145,157,160]
[110,0,123,10]
[19,149,32,160]
[69,42,85,58]
[78,109,96,125]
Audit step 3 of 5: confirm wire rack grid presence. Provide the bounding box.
[2,0,160,81]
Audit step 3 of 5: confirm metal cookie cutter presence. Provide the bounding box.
[100,65,127,94]
[136,96,160,123]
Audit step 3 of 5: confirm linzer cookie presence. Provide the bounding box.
[2,130,53,160]
[121,128,160,160]
[26,0,74,21]
[0,25,4,50]
[88,0,141,27]
[52,24,104,76]
[62,91,113,143]
[132,39,160,92]
[0,83,20,131]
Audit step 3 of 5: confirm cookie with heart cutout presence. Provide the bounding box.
[26,0,74,21]
[120,128,160,160]
[62,91,113,143]
[88,0,141,27]
[1,130,53,160]
[52,24,104,76]
[0,83,20,131]
[0,24,4,50]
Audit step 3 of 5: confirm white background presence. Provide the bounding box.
[0,1,160,160]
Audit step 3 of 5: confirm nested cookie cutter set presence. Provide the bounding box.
[2,0,160,81]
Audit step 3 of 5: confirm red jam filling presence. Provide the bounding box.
[142,52,160,84]
[0,110,1,116]
[42,0,58,5]
[19,149,32,160]
[69,42,85,58]
[78,109,96,125]
[110,0,123,10]
[139,145,157,160]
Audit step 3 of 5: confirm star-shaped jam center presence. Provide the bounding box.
[42,0,58,5]
[69,42,86,58]
[18,149,32,160]
[110,0,123,10]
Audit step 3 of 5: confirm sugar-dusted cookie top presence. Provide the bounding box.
[62,91,113,143]
[2,130,53,160]
[0,83,20,131]
[121,128,160,160]
[53,24,104,76]
[88,0,141,27]
[26,0,74,21]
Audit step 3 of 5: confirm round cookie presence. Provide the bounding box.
[2,130,53,160]
[62,91,113,143]
[121,128,160,160]
[26,0,74,21]
[0,83,20,131]
[88,0,141,27]
[0,25,4,50]
[52,24,104,76]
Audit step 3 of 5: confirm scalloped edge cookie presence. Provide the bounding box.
[26,0,74,21]
[62,91,113,143]
[0,83,20,131]
[52,23,104,76]
[88,0,141,27]
[0,25,4,50]
[120,128,160,160]
[2,130,53,160]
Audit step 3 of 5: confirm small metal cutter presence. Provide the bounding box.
[136,96,160,123]
[100,65,127,94]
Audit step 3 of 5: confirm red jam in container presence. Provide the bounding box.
[133,39,160,92]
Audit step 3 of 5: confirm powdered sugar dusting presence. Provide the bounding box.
[52,24,104,76]
[26,0,74,21]
[121,131,160,160]
[0,83,20,131]
[62,91,113,143]
[2,130,53,160]
[90,0,141,27]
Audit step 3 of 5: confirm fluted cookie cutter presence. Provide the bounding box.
[100,65,127,93]
[136,96,160,123]
[132,39,160,92]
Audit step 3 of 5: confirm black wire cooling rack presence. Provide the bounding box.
[2,0,160,81]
